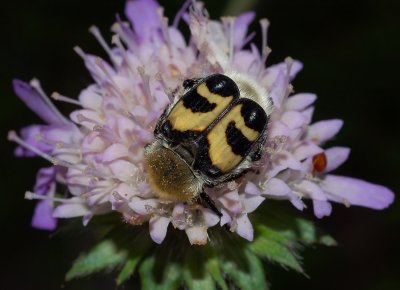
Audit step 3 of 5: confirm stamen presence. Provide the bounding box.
[259,19,270,54]
[29,79,69,124]
[137,66,151,105]
[8,130,56,164]
[76,113,100,126]
[160,16,171,44]
[221,17,235,63]
[25,191,79,203]
[172,0,192,28]
[73,46,86,59]
[242,31,256,48]
[283,56,294,100]
[51,92,81,106]
[259,19,271,73]
[111,34,134,74]
[8,131,81,169]
[89,26,113,57]
[94,57,125,99]
[111,17,136,50]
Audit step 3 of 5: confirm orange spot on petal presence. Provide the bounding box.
[313,152,327,172]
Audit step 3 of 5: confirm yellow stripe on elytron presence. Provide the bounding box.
[168,83,234,132]
[207,104,260,172]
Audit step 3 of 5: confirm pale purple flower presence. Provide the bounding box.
[9,0,394,245]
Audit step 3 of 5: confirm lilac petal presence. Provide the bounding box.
[186,226,208,245]
[285,93,317,111]
[281,111,309,130]
[313,200,332,218]
[241,194,265,213]
[218,190,243,213]
[306,119,343,144]
[269,121,291,138]
[297,180,327,201]
[235,214,254,241]
[244,181,261,195]
[129,197,158,215]
[125,0,161,42]
[31,200,57,230]
[53,202,91,218]
[268,70,286,108]
[13,79,66,125]
[289,196,305,211]
[108,160,138,182]
[233,12,255,48]
[202,208,220,227]
[149,216,170,244]
[274,151,304,171]
[263,178,291,197]
[101,144,129,162]
[114,183,136,199]
[220,209,232,226]
[302,106,315,124]
[293,141,323,161]
[14,125,53,157]
[321,175,395,209]
[78,85,102,110]
[290,60,303,79]
[34,167,56,195]
[324,147,350,172]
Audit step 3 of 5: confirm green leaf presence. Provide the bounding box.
[115,229,153,285]
[206,257,228,290]
[66,239,127,281]
[183,247,216,290]
[139,255,182,290]
[250,236,303,273]
[183,268,215,290]
[319,234,337,246]
[116,256,141,285]
[221,249,267,290]
[295,218,317,244]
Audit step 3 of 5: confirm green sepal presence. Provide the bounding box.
[139,255,183,290]
[66,239,128,281]
[249,224,303,273]
[220,249,268,290]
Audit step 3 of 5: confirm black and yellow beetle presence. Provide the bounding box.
[144,73,272,217]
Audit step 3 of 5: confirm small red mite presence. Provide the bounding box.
[312,152,327,172]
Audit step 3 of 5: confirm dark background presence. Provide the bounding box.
[1,0,399,289]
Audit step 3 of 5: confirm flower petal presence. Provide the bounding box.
[34,167,56,195]
[324,147,350,172]
[218,190,243,213]
[306,119,343,144]
[292,141,323,161]
[53,202,91,218]
[202,208,220,227]
[313,200,332,218]
[297,180,327,201]
[263,177,291,197]
[244,181,261,195]
[321,175,395,209]
[13,79,66,125]
[233,12,255,48]
[235,214,254,241]
[285,93,317,111]
[125,0,161,42]
[31,201,57,230]
[241,194,265,213]
[186,226,208,245]
[149,216,170,244]
[129,197,159,215]
[281,111,309,130]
